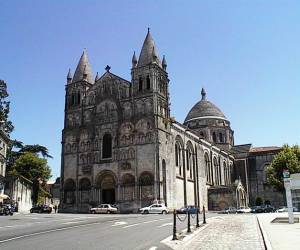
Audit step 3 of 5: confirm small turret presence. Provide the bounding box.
[132,51,137,68]
[201,88,206,101]
[95,72,99,82]
[162,55,167,70]
[67,68,73,84]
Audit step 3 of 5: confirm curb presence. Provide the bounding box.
[256,215,273,250]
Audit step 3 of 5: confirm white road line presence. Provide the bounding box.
[157,222,172,228]
[148,247,157,250]
[112,221,127,226]
[0,221,105,244]
[122,223,140,228]
[143,219,160,224]
[61,221,85,225]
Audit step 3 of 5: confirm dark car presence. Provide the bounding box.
[176,205,198,214]
[0,204,14,216]
[262,205,275,213]
[30,205,52,213]
[250,206,264,213]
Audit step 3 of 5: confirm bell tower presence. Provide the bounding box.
[131,29,170,131]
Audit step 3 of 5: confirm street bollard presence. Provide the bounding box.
[203,205,206,224]
[196,207,200,228]
[172,209,178,240]
[187,210,191,233]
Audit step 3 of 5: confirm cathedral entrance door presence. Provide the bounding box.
[102,189,115,204]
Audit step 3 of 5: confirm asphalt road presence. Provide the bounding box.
[0,212,216,250]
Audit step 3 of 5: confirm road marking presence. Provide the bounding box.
[149,247,157,250]
[122,223,140,228]
[61,221,85,225]
[112,221,128,226]
[143,219,160,224]
[157,222,172,228]
[0,221,108,244]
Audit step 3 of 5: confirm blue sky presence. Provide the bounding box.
[1,1,299,180]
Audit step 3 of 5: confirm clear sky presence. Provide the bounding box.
[1,1,299,181]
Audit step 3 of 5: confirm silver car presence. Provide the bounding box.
[90,204,118,214]
[140,204,169,214]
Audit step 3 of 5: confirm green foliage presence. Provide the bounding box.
[0,80,14,134]
[11,152,52,204]
[255,196,263,206]
[267,144,300,192]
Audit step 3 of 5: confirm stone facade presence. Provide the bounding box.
[60,30,283,213]
[60,30,238,213]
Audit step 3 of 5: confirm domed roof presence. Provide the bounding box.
[184,88,227,123]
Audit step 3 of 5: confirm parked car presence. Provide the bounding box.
[237,207,251,213]
[0,204,14,216]
[140,204,169,214]
[250,206,264,213]
[262,205,275,213]
[221,207,237,214]
[276,206,299,213]
[30,205,52,214]
[90,204,118,214]
[176,205,198,214]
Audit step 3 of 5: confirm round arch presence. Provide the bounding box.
[139,172,154,206]
[64,178,76,204]
[95,171,117,204]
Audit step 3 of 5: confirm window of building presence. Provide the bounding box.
[212,132,217,143]
[146,75,150,90]
[138,77,143,91]
[77,92,81,105]
[102,134,112,159]
[219,133,223,143]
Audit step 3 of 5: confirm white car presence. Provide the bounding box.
[140,204,169,214]
[237,207,251,213]
[276,206,298,213]
[90,204,118,214]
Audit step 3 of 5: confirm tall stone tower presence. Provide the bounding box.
[131,29,170,203]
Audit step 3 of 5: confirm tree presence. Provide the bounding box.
[267,144,300,192]
[11,152,52,204]
[0,80,14,134]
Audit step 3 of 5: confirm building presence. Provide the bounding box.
[0,129,10,203]
[4,175,33,212]
[60,30,283,213]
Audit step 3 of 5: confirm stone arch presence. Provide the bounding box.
[64,178,76,204]
[262,162,271,183]
[95,171,117,204]
[121,174,135,201]
[79,178,91,203]
[139,172,154,206]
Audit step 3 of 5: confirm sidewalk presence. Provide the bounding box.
[163,214,265,250]
[257,212,300,250]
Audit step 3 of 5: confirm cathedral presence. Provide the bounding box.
[60,30,283,213]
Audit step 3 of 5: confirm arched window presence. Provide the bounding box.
[186,146,193,179]
[146,75,150,89]
[175,144,179,166]
[138,77,143,91]
[219,133,223,143]
[205,153,211,184]
[102,134,112,159]
[213,157,219,185]
[77,92,81,105]
[200,131,204,138]
[223,161,227,185]
[212,132,217,143]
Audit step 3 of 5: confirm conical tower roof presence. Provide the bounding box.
[138,29,162,67]
[72,49,93,83]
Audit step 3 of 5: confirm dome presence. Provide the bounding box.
[184,88,227,123]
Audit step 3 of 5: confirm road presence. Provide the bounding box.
[0,212,216,250]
